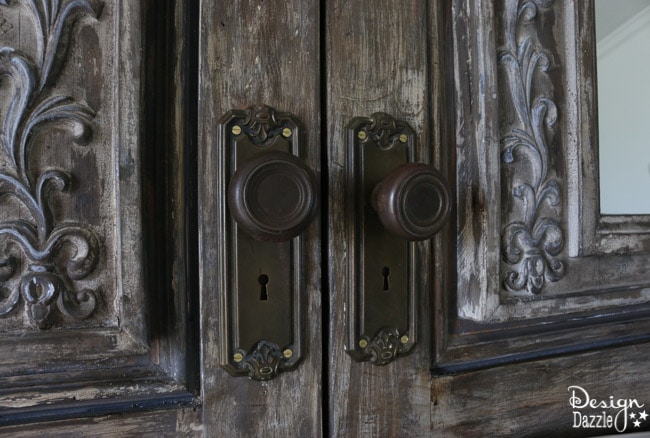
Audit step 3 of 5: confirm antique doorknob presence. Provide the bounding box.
[371,163,451,241]
[228,150,319,242]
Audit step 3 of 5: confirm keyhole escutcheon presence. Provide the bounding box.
[259,274,269,300]
[382,267,390,292]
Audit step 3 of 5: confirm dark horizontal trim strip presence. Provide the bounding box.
[456,304,650,338]
[0,391,198,427]
[431,333,650,375]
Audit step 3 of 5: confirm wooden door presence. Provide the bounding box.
[326,0,650,436]
[3,0,650,436]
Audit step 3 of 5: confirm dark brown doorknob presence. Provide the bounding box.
[228,150,319,242]
[371,163,451,241]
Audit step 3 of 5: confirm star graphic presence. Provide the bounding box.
[640,411,649,421]
[630,412,637,419]
[634,420,642,428]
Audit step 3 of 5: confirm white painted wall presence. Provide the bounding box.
[597,2,650,214]
[595,0,650,42]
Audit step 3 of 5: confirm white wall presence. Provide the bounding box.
[597,2,650,214]
[595,0,650,42]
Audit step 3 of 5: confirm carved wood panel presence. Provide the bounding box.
[0,0,110,330]
[0,0,196,423]
[498,0,564,296]
[3,0,650,434]
[437,0,650,372]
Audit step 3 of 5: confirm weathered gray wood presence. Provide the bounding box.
[0,0,144,392]
[430,342,650,437]
[0,0,197,426]
[5,0,650,435]
[0,0,121,333]
[326,0,437,435]
[327,0,650,436]
[197,0,322,436]
[453,0,650,325]
[2,408,201,437]
[436,0,650,371]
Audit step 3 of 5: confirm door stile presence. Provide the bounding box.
[197,0,323,435]
[325,1,443,435]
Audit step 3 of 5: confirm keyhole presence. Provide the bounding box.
[259,274,269,300]
[382,267,390,292]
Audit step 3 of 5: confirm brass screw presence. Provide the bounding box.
[358,130,367,141]
[399,134,408,143]
[282,127,292,138]
[400,335,409,344]
[359,339,368,349]
[232,125,242,136]
[233,353,243,363]
[283,349,293,359]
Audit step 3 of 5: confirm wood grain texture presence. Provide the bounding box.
[326,0,437,435]
[2,408,201,437]
[0,0,150,398]
[6,0,650,435]
[0,0,198,429]
[0,0,117,331]
[452,0,650,325]
[434,0,650,374]
[197,0,322,436]
[430,342,650,437]
[142,0,201,391]
[327,0,650,436]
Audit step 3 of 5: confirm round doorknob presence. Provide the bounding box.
[228,150,319,242]
[371,163,451,241]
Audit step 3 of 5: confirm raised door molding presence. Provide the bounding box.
[0,0,196,423]
[0,0,103,329]
[436,0,650,373]
[498,0,564,296]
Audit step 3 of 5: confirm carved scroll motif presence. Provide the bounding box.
[0,0,102,328]
[498,0,565,295]
[363,112,409,150]
[236,104,292,146]
[498,0,564,294]
[238,340,285,381]
[360,327,409,366]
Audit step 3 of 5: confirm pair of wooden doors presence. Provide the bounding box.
[2,0,650,436]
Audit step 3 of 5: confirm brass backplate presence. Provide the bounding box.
[345,113,417,365]
[217,105,305,380]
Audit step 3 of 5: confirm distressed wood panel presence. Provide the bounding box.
[436,0,650,372]
[0,0,197,424]
[328,0,650,436]
[0,0,120,331]
[2,408,201,437]
[0,0,148,369]
[6,0,650,435]
[454,0,650,322]
[326,0,442,435]
[430,342,650,437]
[198,0,322,435]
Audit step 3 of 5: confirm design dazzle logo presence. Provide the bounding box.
[569,385,647,433]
